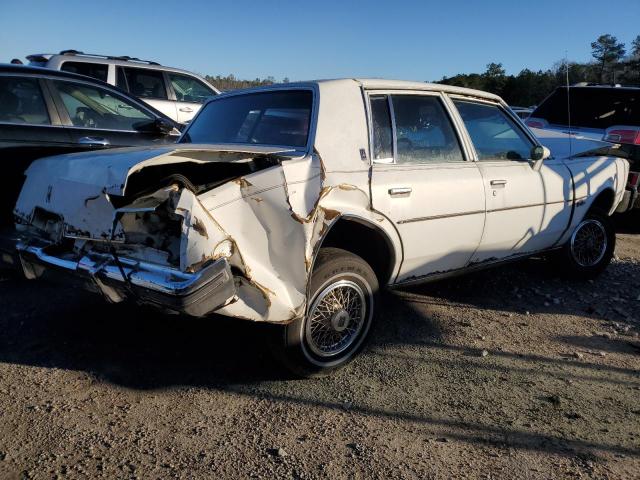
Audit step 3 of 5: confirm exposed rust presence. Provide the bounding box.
[192,217,209,239]
[323,208,340,221]
[233,177,254,189]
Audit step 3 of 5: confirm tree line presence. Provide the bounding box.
[203,34,639,106]
[438,34,640,107]
[203,74,289,91]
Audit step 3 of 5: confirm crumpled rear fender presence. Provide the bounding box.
[193,155,401,323]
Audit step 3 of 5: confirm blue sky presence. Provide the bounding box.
[1,0,638,82]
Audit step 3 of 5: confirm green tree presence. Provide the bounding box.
[482,62,507,96]
[591,34,626,82]
[632,35,640,58]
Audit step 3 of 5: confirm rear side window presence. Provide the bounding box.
[60,61,108,82]
[532,87,640,129]
[370,96,393,161]
[391,95,464,164]
[168,73,216,103]
[123,67,168,99]
[183,90,312,148]
[0,76,50,125]
[454,100,533,161]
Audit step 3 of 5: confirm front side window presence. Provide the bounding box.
[182,90,312,148]
[52,80,153,130]
[60,61,108,82]
[168,73,216,103]
[391,95,464,164]
[0,76,50,125]
[123,67,167,99]
[454,100,533,161]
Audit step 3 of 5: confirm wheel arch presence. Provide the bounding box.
[310,213,401,287]
[587,187,616,216]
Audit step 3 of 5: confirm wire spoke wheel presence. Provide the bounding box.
[305,279,367,358]
[570,219,608,267]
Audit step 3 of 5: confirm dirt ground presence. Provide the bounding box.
[0,223,639,479]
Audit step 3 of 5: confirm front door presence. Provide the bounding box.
[369,92,486,282]
[48,78,173,147]
[452,99,570,262]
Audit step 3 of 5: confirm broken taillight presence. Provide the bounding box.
[603,127,640,145]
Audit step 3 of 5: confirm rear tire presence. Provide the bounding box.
[558,209,615,278]
[270,248,379,378]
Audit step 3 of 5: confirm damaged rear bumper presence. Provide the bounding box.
[15,242,236,317]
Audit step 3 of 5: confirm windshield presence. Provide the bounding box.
[181,90,313,148]
[532,87,639,129]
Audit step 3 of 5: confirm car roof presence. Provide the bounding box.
[564,84,640,91]
[353,78,503,101]
[0,64,180,127]
[0,63,114,85]
[30,53,209,77]
[216,78,505,103]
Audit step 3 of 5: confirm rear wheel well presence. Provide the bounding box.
[318,217,395,285]
[589,189,615,214]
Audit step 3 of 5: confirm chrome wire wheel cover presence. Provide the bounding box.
[305,279,368,358]
[570,219,607,267]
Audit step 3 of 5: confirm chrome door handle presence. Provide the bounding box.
[78,136,110,147]
[388,187,412,197]
[179,107,194,113]
[490,179,507,187]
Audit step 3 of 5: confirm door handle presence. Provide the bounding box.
[388,187,412,197]
[179,107,194,113]
[78,136,110,147]
[490,179,507,187]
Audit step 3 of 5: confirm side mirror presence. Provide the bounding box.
[530,145,551,171]
[133,118,176,135]
[154,118,175,135]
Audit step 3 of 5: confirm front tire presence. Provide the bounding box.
[270,248,379,377]
[559,210,615,278]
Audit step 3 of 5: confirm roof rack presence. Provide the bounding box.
[58,50,160,65]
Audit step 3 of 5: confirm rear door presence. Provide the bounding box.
[119,66,177,121]
[452,98,571,261]
[166,72,217,123]
[369,92,486,282]
[0,74,71,148]
[0,73,74,225]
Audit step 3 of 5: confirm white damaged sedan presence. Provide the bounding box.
[12,80,629,375]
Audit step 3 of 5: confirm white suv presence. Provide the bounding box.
[27,50,220,124]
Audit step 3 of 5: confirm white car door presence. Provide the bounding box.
[451,99,572,262]
[119,66,178,122]
[166,72,218,124]
[369,92,486,283]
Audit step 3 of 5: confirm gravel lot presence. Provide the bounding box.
[1,222,639,479]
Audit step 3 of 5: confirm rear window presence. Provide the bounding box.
[182,90,313,148]
[60,61,108,82]
[532,87,640,129]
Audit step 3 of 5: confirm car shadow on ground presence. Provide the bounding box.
[1,257,639,461]
[0,254,638,387]
[613,210,640,234]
